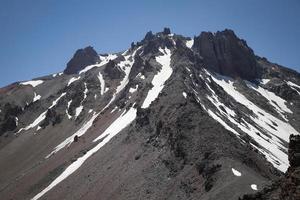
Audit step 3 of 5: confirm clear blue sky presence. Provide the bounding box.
[1,0,299,87]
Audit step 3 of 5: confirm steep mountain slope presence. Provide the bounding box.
[0,28,299,200]
[241,134,300,200]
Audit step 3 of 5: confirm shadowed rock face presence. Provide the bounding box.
[194,29,261,80]
[103,60,124,79]
[64,46,100,74]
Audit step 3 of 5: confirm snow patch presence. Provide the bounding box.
[251,184,258,191]
[260,79,270,85]
[110,106,118,113]
[66,100,72,119]
[67,76,80,86]
[182,92,187,98]
[75,106,83,118]
[15,117,18,126]
[142,47,173,108]
[129,85,138,93]
[232,168,242,176]
[20,80,44,87]
[186,39,194,48]
[97,72,106,95]
[79,54,117,74]
[33,92,41,102]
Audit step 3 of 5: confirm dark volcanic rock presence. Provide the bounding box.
[289,135,300,167]
[0,103,22,134]
[40,108,62,128]
[1,116,17,134]
[162,27,171,35]
[194,29,261,80]
[103,60,124,79]
[64,46,100,74]
[143,31,155,42]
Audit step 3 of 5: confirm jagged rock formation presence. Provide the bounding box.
[0,28,299,200]
[64,46,100,74]
[193,29,260,80]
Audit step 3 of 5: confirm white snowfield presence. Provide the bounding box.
[19,93,66,132]
[67,76,80,86]
[20,80,44,87]
[186,39,194,49]
[79,54,117,74]
[33,106,137,200]
[232,168,242,176]
[142,47,173,108]
[205,70,299,172]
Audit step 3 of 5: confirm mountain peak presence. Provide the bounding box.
[193,29,259,80]
[64,46,100,74]
[1,28,300,200]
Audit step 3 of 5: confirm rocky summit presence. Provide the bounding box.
[0,28,299,200]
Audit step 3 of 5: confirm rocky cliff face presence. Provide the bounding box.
[0,28,299,200]
[193,29,261,80]
[64,46,100,74]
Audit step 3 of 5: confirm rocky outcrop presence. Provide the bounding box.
[0,103,22,135]
[193,29,261,80]
[103,60,124,79]
[64,46,100,74]
[40,108,62,128]
[162,27,171,35]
